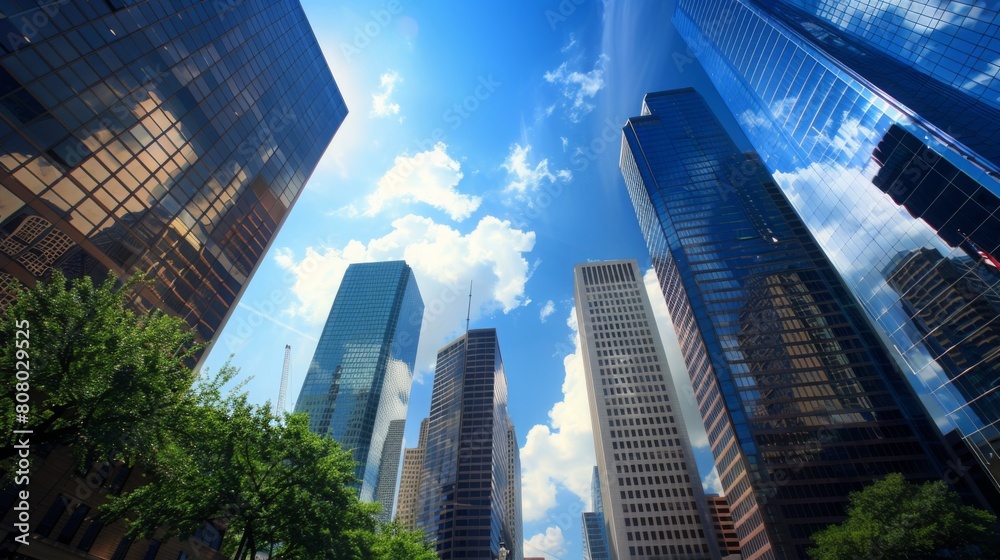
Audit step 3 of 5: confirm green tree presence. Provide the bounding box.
[809,473,1000,560]
[104,368,376,560]
[350,522,438,560]
[0,272,199,471]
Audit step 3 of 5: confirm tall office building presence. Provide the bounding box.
[396,417,430,530]
[620,89,951,560]
[416,328,520,560]
[505,420,524,560]
[0,0,346,348]
[583,467,611,560]
[673,0,1000,492]
[573,259,719,560]
[294,261,424,507]
[705,495,740,559]
[374,419,407,523]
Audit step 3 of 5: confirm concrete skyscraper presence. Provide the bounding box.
[0,0,346,351]
[620,89,955,560]
[396,417,430,530]
[416,328,521,560]
[294,261,424,514]
[674,0,1000,493]
[574,259,719,560]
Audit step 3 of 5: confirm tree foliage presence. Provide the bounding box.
[349,522,439,560]
[0,272,199,471]
[809,473,1000,560]
[2,272,439,559]
[103,368,436,560]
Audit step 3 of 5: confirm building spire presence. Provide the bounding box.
[465,280,473,333]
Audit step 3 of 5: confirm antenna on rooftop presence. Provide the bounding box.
[277,344,291,416]
[465,280,473,333]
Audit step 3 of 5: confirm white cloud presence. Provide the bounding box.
[366,142,482,221]
[524,526,567,560]
[519,309,596,522]
[643,268,710,449]
[702,466,722,496]
[502,144,572,195]
[560,136,568,151]
[539,300,555,322]
[371,70,401,118]
[274,214,535,379]
[560,33,577,53]
[543,54,609,122]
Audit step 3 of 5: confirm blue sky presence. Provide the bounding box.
[200,1,752,558]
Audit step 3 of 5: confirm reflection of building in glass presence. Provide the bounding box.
[0,0,347,349]
[674,0,1000,496]
[620,89,951,560]
[375,419,407,523]
[884,248,1000,434]
[705,494,741,559]
[395,418,429,530]
[582,467,610,560]
[294,261,424,511]
[416,329,521,560]
[573,259,718,560]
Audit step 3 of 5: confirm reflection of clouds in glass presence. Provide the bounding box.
[785,0,1000,108]
[770,144,977,436]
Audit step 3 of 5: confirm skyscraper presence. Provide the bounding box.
[396,417,430,530]
[704,495,740,559]
[0,0,346,349]
[620,89,952,560]
[375,419,407,523]
[582,467,611,560]
[673,0,1000,492]
[573,259,719,560]
[294,261,424,509]
[505,420,524,560]
[416,328,520,560]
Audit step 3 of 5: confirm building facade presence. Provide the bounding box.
[396,417,430,530]
[374,419,407,523]
[673,0,1000,492]
[505,421,523,560]
[416,328,520,560]
[620,89,953,560]
[294,261,424,507]
[705,495,740,559]
[582,467,611,560]
[0,0,346,349]
[574,259,719,560]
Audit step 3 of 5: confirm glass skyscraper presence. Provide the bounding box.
[0,0,346,346]
[582,467,610,560]
[416,328,521,560]
[620,89,951,560]
[294,260,424,514]
[574,259,719,560]
[674,0,1000,493]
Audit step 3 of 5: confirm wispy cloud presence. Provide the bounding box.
[539,300,555,322]
[371,70,401,118]
[367,142,481,221]
[502,143,571,196]
[544,54,609,122]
